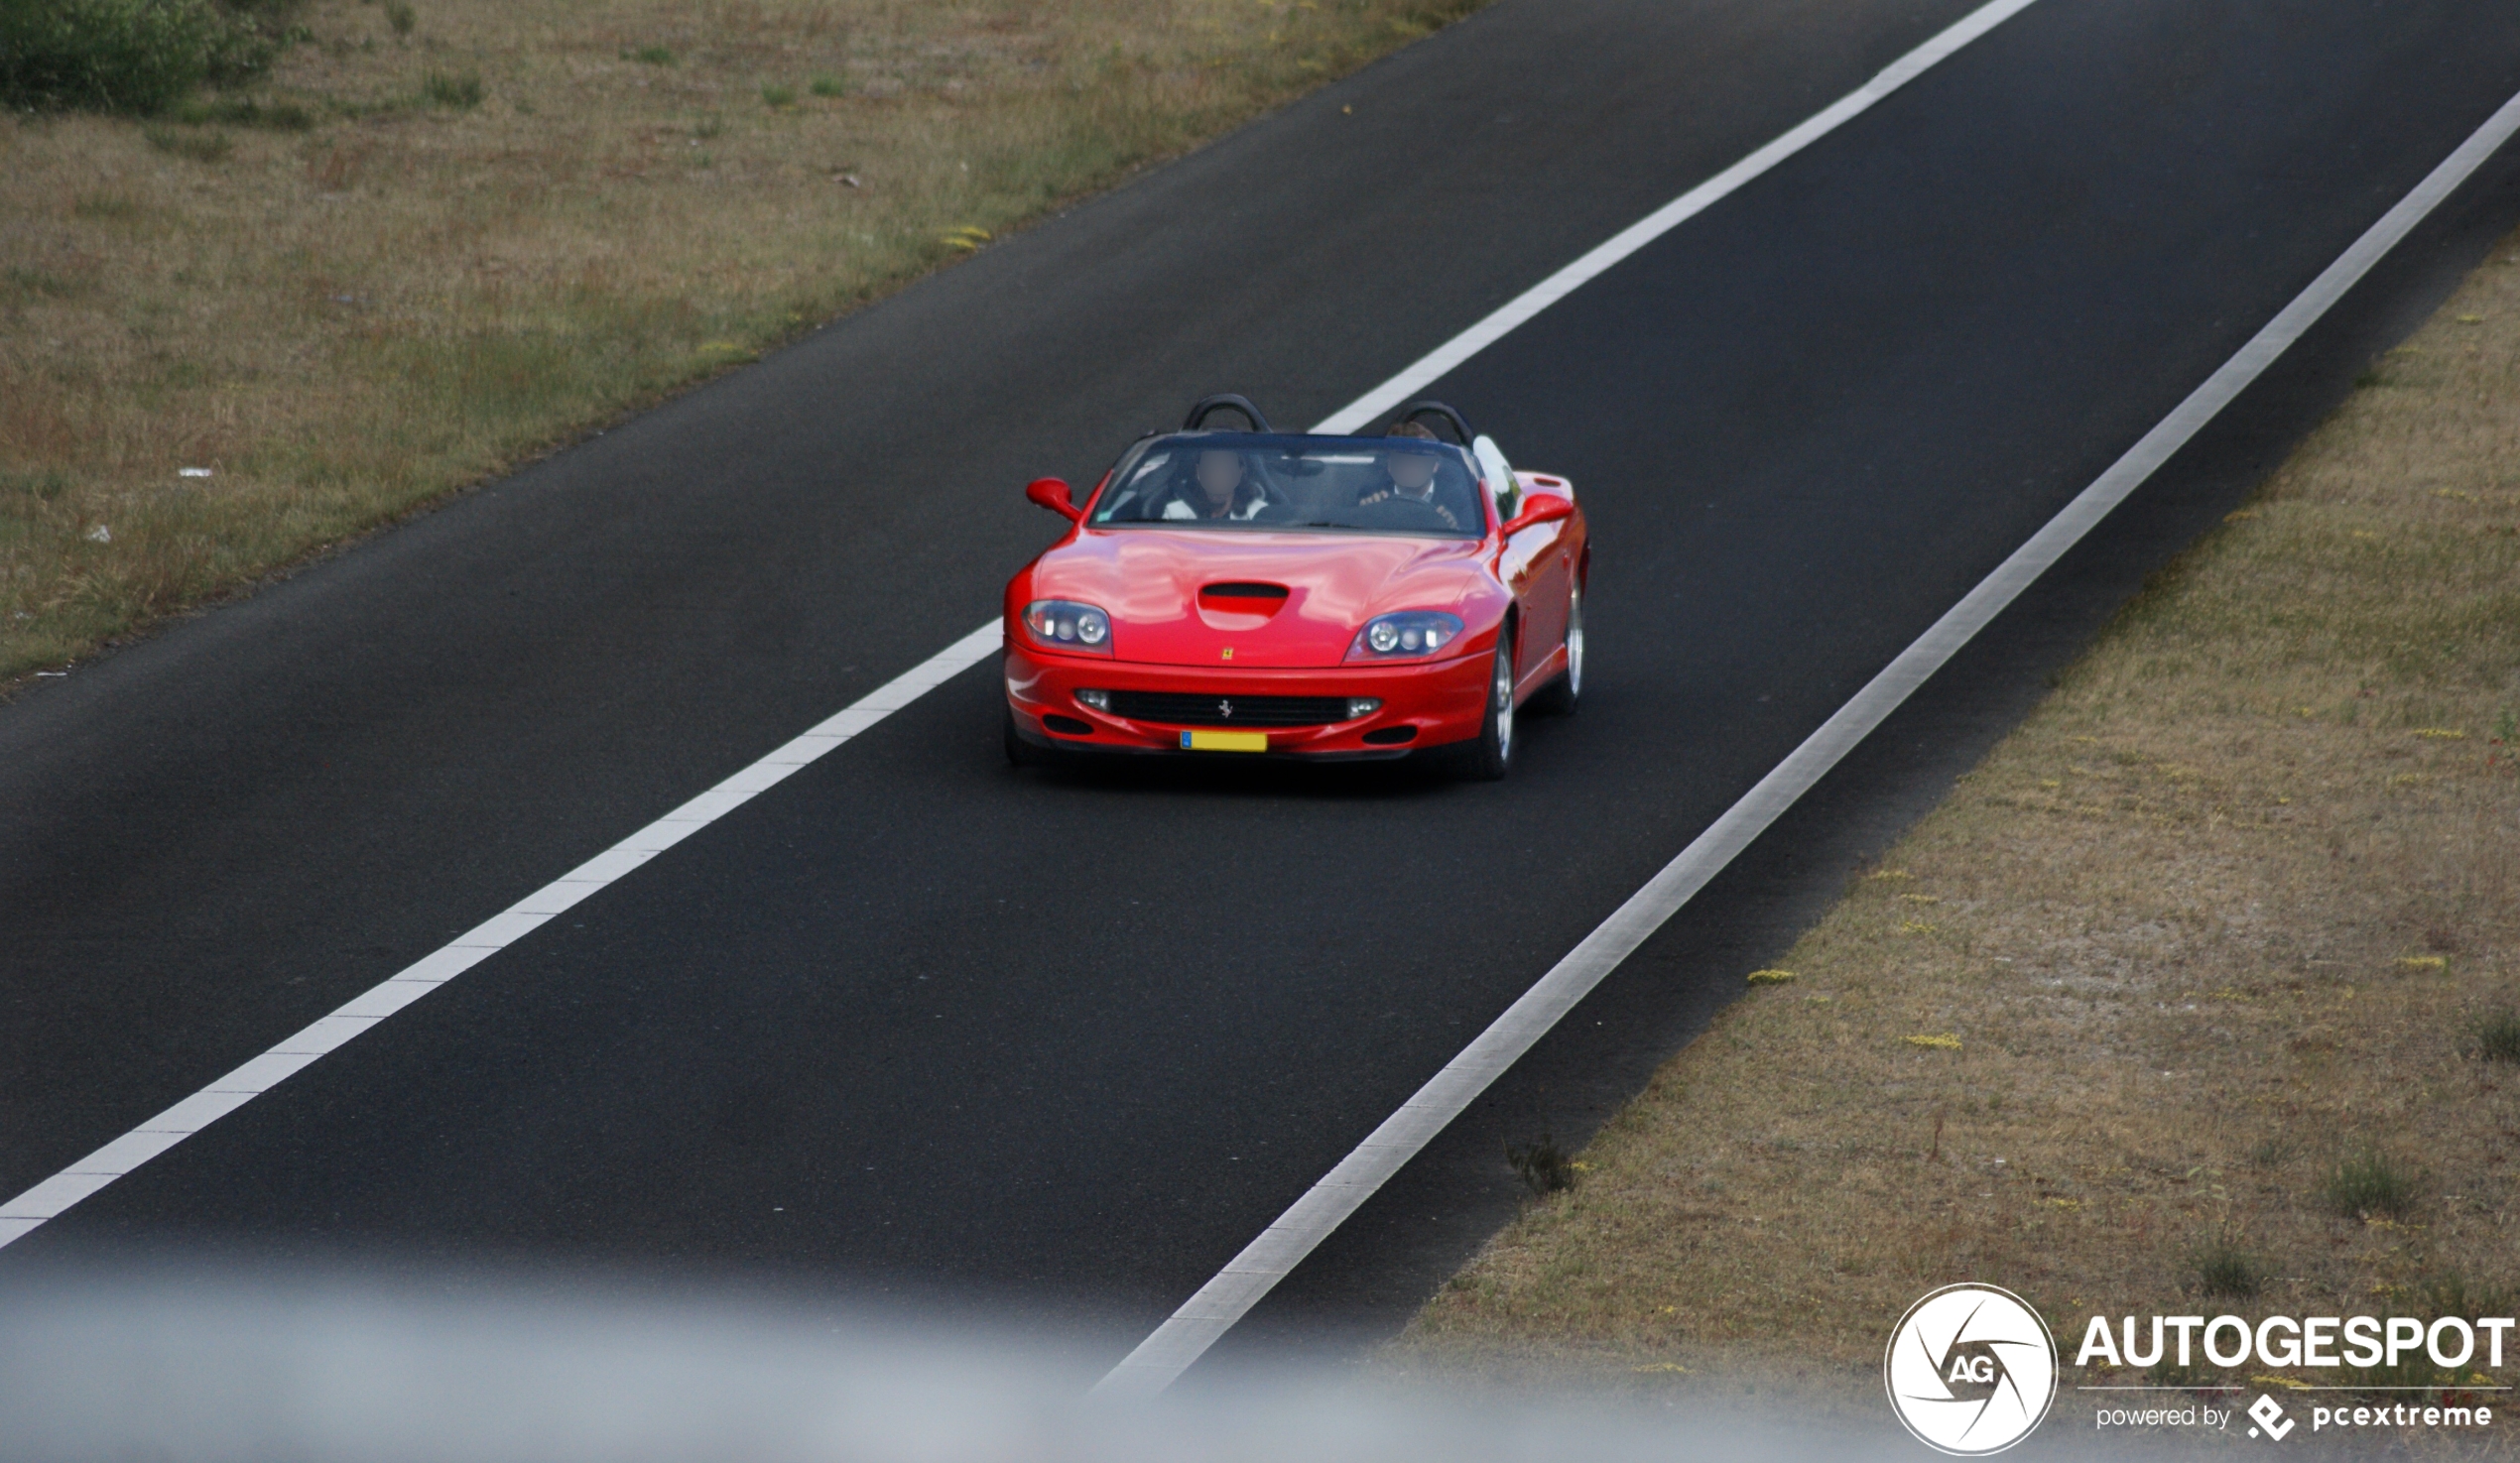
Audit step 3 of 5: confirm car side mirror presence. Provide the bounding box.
[1026,477,1081,522]
[1499,495,1574,538]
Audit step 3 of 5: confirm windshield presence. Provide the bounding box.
[1086,433,1488,538]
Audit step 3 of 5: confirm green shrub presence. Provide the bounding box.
[1505,1133,1575,1196]
[759,81,795,107]
[2325,1149,2416,1218]
[421,69,479,108]
[381,0,413,36]
[2475,1009,2520,1064]
[2192,1236,2263,1299]
[0,0,275,114]
[808,72,844,97]
[626,44,673,65]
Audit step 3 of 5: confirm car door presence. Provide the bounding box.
[1474,434,1569,686]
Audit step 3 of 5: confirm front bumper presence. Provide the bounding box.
[1004,641,1491,757]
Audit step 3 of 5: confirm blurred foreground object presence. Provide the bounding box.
[0,1258,1898,1463]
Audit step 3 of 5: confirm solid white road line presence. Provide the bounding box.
[0,622,1006,1251]
[1091,84,2520,1401]
[0,0,2045,1256]
[1312,0,2046,436]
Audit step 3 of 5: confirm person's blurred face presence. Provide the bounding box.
[1388,453,1438,492]
[1196,451,1243,507]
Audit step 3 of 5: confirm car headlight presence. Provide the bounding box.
[1345,611,1465,661]
[1021,599,1112,656]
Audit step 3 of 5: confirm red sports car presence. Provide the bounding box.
[1002,396,1587,779]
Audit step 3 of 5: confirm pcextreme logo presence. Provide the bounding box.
[1885,1283,2060,1455]
[2246,1394,2296,1440]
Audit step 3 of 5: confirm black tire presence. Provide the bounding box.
[1459,635,1517,781]
[1529,580,1584,716]
[1005,707,1052,768]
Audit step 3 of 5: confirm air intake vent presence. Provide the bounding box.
[1196,582,1291,630]
[1106,691,1348,728]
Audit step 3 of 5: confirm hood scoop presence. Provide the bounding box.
[1196,581,1291,631]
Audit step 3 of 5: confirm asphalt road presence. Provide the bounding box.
[7,0,2520,1373]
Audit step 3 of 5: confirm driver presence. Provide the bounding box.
[1164,448,1268,521]
[1354,420,1464,531]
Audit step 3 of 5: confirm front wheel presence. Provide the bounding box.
[1005,707,1053,768]
[1459,637,1516,781]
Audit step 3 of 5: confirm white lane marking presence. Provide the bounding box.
[0,0,2038,1255]
[1312,0,2045,436]
[0,622,1006,1251]
[1093,86,2520,1401]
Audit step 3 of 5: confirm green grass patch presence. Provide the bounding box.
[809,72,844,97]
[2191,1235,2263,1299]
[171,91,315,127]
[71,194,148,221]
[2324,1149,2417,1218]
[3,267,88,302]
[759,81,795,107]
[2473,1009,2520,1064]
[141,124,234,161]
[421,69,480,108]
[0,471,76,502]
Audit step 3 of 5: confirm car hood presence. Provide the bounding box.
[1029,531,1497,669]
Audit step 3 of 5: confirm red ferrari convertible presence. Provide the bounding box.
[1002,396,1587,779]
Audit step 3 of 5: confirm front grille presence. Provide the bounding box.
[1104,690,1350,728]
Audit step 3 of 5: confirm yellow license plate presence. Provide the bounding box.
[1182,729,1268,753]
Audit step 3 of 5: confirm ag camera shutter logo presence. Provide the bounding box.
[1884,1283,2058,1454]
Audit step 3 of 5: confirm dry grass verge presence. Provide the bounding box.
[0,0,1479,683]
[1388,231,2520,1450]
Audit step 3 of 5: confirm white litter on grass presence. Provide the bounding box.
[178,467,212,478]
[83,525,110,544]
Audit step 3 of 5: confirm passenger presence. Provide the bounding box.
[1355,420,1464,531]
[1164,448,1267,521]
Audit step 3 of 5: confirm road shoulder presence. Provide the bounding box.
[1387,225,2520,1435]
